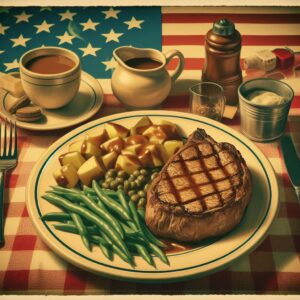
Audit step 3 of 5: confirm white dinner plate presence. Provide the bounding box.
[0,71,103,131]
[26,111,279,282]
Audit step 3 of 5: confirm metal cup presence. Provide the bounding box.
[238,78,294,142]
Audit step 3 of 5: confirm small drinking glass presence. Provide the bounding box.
[189,82,226,121]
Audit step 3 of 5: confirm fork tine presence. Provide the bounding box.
[14,121,17,158]
[8,120,13,157]
[3,119,7,157]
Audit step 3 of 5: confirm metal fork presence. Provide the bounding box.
[0,119,17,246]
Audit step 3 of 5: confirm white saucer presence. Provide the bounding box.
[0,71,103,131]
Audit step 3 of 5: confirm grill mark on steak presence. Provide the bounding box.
[155,129,246,214]
[158,170,243,206]
[178,151,207,211]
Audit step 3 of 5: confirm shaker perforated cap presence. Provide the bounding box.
[212,19,235,36]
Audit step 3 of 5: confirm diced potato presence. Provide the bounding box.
[145,144,165,167]
[102,151,118,170]
[122,144,143,156]
[115,154,141,174]
[163,140,184,159]
[77,156,106,186]
[69,140,83,153]
[69,140,101,159]
[130,116,153,135]
[105,122,129,139]
[59,151,86,169]
[136,147,153,168]
[85,128,108,146]
[142,125,167,144]
[101,137,124,154]
[143,124,180,144]
[126,134,149,145]
[53,163,79,188]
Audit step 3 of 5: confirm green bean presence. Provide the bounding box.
[50,185,82,194]
[139,222,166,248]
[42,193,130,257]
[148,242,169,265]
[70,213,91,251]
[98,243,113,260]
[117,190,131,216]
[41,212,72,222]
[101,189,119,198]
[127,242,154,267]
[128,201,142,232]
[83,185,96,195]
[54,223,109,246]
[137,209,145,220]
[101,232,134,266]
[64,193,124,239]
[92,180,131,221]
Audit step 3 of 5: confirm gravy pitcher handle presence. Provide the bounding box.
[164,49,185,82]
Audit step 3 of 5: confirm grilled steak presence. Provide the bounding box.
[145,128,252,242]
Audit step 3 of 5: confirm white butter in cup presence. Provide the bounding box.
[248,90,287,105]
[19,47,81,109]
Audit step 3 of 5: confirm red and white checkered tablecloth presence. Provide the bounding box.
[1,6,300,295]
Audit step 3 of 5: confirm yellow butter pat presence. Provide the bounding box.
[0,74,25,98]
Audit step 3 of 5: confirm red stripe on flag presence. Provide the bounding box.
[163,35,300,46]
[291,96,300,109]
[162,13,300,24]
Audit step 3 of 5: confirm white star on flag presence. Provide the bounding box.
[102,29,123,43]
[59,10,77,21]
[4,59,19,71]
[10,34,31,47]
[57,32,75,45]
[34,21,54,33]
[102,8,121,20]
[124,17,144,30]
[14,11,33,23]
[102,57,118,71]
[0,24,9,35]
[79,43,101,57]
[80,19,100,31]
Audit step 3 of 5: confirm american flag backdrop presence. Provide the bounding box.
[0,6,162,78]
[0,5,300,295]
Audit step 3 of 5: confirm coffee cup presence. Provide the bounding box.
[19,47,81,109]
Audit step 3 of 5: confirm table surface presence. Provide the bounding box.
[1,6,300,295]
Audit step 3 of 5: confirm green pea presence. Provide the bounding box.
[102,182,109,189]
[116,177,124,184]
[140,169,148,176]
[124,180,130,190]
[128,190,135,197]
[133,170,140,177]
[110,180,118,189]
[130,181,137,189]
[137,197,146,207]
[138,190,146,198]
[144,183,150,191]
[106,177,114,184]
[137,175,145,183]
[117,170,128,178]
[117,184,123,190]
[135,180,143,188]
[107,169,117,177]
[130,194,140,202]
[129,175,135,181]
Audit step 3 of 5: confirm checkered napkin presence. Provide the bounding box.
[1,6,300,295]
